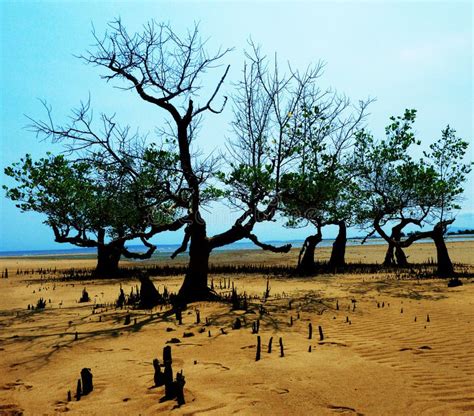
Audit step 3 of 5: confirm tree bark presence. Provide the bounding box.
[298,233,322,275]
[383,242,395,266]
[432,225,454,277]
[139,275,162,308]
[383,224,408,267]
[94,241,124,277]
[329,221,346,269]
[177,221,212,301]
[395,246,408,267]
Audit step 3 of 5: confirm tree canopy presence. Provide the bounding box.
[3,18,472,292]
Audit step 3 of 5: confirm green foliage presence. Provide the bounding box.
[278,103,358,228]
[420,126,472,219]
[4,154,95,229]
[218,163,276,207]
[3,146,181,243]
[351,110,472,230]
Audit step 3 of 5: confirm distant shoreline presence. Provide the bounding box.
[1,234,473,259]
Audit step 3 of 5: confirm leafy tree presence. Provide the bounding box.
[377,126,471,277]
[4,143,187,276]
[351,109,423,266]
[279,97,370,274]
[353,111,472,277]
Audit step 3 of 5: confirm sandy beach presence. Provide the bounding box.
[0,241,473,415]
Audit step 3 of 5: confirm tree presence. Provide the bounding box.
[24,21,327,301]
[279,96,370,274]
[352,110,425,266]
[375,126,471,277]
[217,43,330,273]
[353,112,472,276]
[4,140,187,276]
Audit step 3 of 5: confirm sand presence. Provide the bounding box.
[0,241,473,415]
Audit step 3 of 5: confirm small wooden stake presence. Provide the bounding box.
[256,336,261,361]
[268,336,273,353]
[76,379,82,401]
[163,346,174,399]
[318,325,324,341]
[308,323,313,339]
[279,337,284,357]
[81,368,93,395]
[176,371,186,406]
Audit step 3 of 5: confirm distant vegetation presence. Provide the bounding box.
[447,229,474,235]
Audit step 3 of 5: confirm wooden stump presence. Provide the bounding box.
[279,337,284,357]
[232,318,242,330]
[76,379,82,401]
[318,325,324,341]
[268,337,273,353]
[81,368,93,395]
[153,359,165,387]
[256,336,261,361]
[163,346,174,399]
[175,371,186,406]
[176,309,183,325]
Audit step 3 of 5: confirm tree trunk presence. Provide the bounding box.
[383,225,408,267]
[297,234,321,275]
[395,246,408,267]
[139,275,161,309]
[178,221,212,302]
[95,242,123,277]
[329,221,346,269]
[383,242,395,266]
[432,226,454,277]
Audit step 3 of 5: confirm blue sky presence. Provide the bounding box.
[0,1,472,251]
